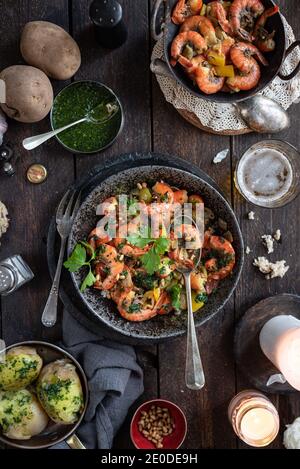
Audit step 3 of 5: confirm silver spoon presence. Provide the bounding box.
[235,95,290,133]
[151,59,290,134]
[172,217,205,390]
[22,101,119,151]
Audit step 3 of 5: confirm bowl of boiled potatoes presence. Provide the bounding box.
[0,341,88,449]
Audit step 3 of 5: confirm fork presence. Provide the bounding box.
[41,190,81,328]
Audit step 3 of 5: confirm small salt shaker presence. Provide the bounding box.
[89,0,128,49]
[0,255,34,296]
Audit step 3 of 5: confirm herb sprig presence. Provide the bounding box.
[127,233,170,275]
[64,241,96,292]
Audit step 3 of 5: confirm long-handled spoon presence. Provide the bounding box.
[22,101,119,151]
[172,217,205,390]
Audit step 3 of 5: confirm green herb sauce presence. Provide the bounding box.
[52,82,122,153]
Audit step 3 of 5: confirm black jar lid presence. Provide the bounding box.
[90,0,123,28]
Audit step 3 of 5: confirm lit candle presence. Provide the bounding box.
[228,390,280,447]
[259,315,300,390]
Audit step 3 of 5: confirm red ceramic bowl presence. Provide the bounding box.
[130,399,187,449]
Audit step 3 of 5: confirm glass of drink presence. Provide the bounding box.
[228,390,280,447]
[234,140,300,208]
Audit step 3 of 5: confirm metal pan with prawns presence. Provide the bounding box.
[170,0,279,94]
[64,181,236,322]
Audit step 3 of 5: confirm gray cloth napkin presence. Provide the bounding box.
[52,309,144,449]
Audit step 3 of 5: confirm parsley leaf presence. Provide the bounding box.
[126,234,152,248]
[168,284,182,309]
[64,242,97,292]
[63,244,87,272]
[141,247,161,275]
[155,237,170,254]
[80,269,96,292]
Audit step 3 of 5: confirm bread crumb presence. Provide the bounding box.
[245,246,251,255]
[262,235,274,254]
[274,229,281,241]
[213,149,229,164]
[0,201,9,243]
[253,257,289,279]
[248,211,255,220]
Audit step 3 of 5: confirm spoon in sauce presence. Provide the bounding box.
[22,101,119,151]
[171,217,205,390]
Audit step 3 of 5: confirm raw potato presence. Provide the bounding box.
[0,65,53,123]
[0,389,48,440]
[0,346,43,391]
[37,359,84,425]
[20,21,81,80]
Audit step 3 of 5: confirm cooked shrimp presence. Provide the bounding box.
[229,0,265,41]
[173,189,188,205]
[170,31,207,67]
[172,0,203,25]
[254,5,279,52]
[95,244,124,290]
[191,270,207,292]
[220,36,235,57]
[207,1,233,35]
[204,235,235,281]
[88,227,113,248]
[227,60,261,91]
[188,55,225,94]
[230,41,268,73]
[152,181,175,204]
[180,15,218,46]
[117,290,171,322]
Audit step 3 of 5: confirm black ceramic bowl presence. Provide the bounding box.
[68,165,244,341]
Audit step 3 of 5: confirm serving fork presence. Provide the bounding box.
[41,190,81,328]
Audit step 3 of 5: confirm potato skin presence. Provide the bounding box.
[0,346,43,391]
[37,359,84,425]
[0,389,48,440]
[20,21,81,80]
[0,65,53,123]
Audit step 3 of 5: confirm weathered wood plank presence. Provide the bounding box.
[233,0,300,449]
[151,55,237,447]
[71,0,156,449]
[0,0,74,344]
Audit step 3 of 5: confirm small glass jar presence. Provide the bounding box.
[228,390,280,447]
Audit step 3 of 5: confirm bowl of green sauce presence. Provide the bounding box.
[51,80,123,154]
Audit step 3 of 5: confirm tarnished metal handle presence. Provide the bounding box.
[66,434,86,449]
[151,0,168,41]
[150,58,173,78]
[278,40,300,81]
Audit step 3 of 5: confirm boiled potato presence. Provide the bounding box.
[20,21,81,80]
[37,359,84,424]
[0,346,43,391]
[0,65,53,123]
[0,389,48,440]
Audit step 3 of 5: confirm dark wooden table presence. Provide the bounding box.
[0,0,299,450]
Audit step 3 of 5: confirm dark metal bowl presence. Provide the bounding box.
[67,162,244,341]
[151,0,300,103]
[50,80,124,154]
[0,341,88,449]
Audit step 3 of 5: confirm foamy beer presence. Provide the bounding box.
[259,315,300,391]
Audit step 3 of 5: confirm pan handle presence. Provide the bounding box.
[278,40,300,81]
[66,433,86,449]
[151,0,169,41]
[150,58,173,78]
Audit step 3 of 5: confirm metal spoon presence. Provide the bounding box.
[22,101,119,151]
[151,59,290,134]
[172,217,205,390]
[235,95,290,133]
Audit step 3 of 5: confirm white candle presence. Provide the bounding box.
[260,315,300,390]
[228,390,279,447]
[240,407,277,441]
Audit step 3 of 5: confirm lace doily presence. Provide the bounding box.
[152,15,300,133]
